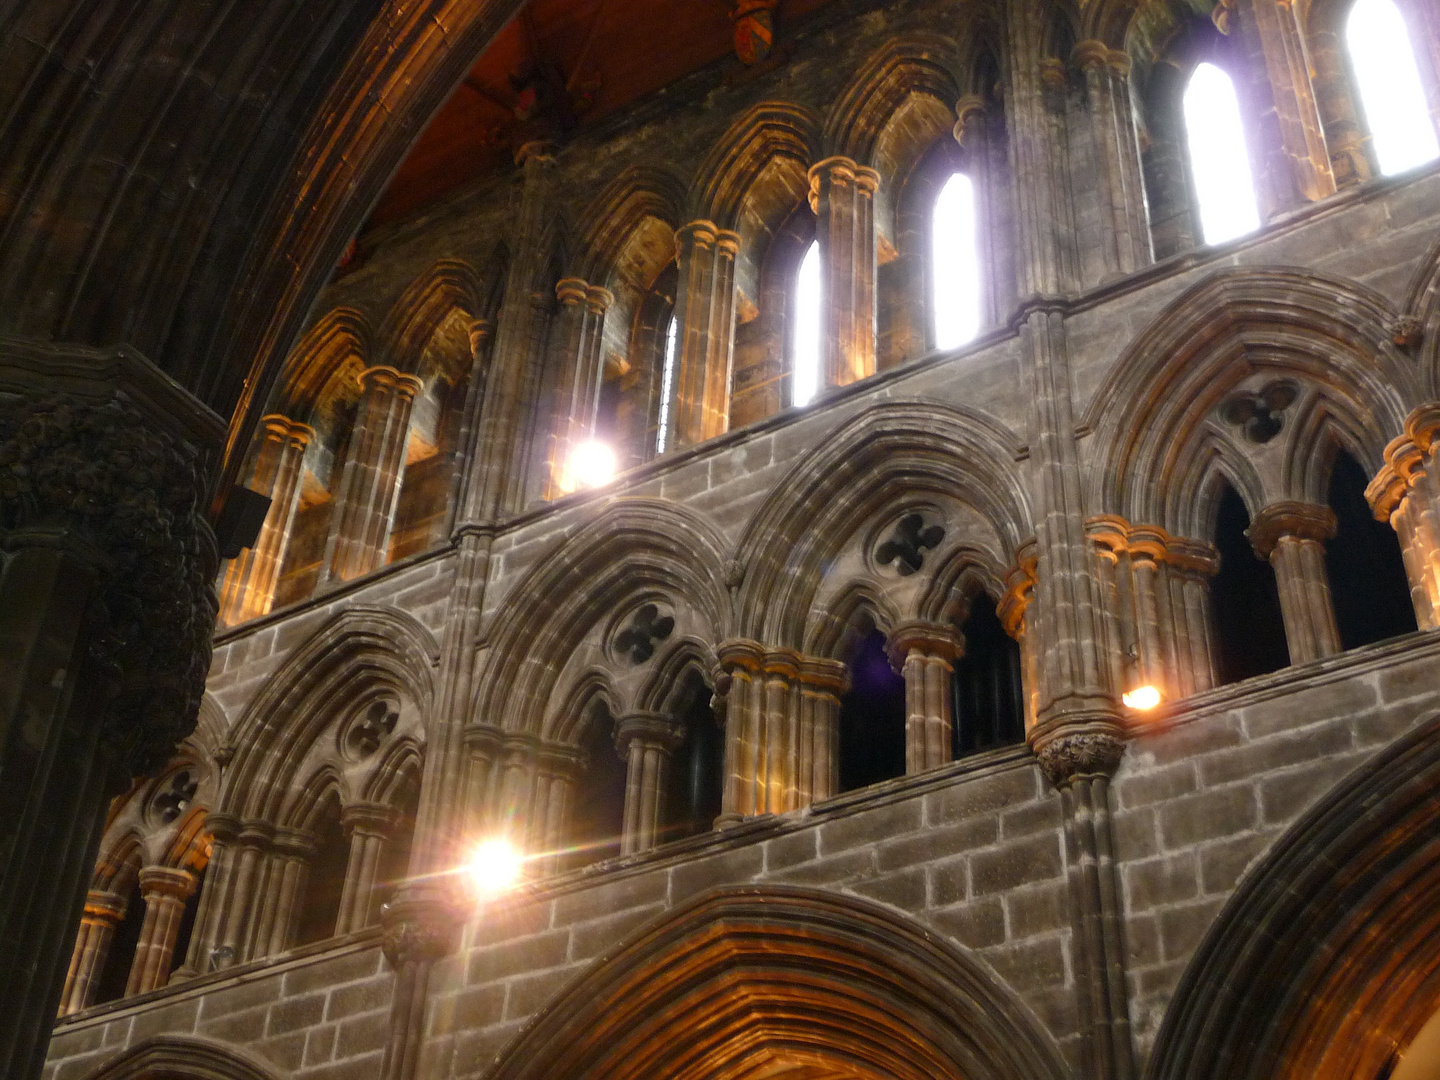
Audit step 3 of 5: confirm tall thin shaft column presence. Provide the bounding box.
[335,804,397,936]
[259,830,313,958]
[1074,42,1152,277]
[322,365,423,583]
[796,658,846,805]
[1249,502,1340,664]
[889,623,960,774]
[809,156,880,388]
[1369,409,1440,630]
[717,640,766,823]
[616,715,685,856]
[216,415,314,626]
[549,279,613,494]
[671,221,740,447]
[57,891,125,1016]
[124,868,196,996]
[175,813,240,979]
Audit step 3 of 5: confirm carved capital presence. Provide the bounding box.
[716,638,766,674]
[1033,729,1127,787]
[952,94,986,145]
[1405,402,1440,454]
[0,395,219,777]
[380,888,462,968]
[83,890,127,926]
[614,712,686,757]
[807,155,859,213]
[887,620,962,670]
[762,647,801,681]
[138,866,197,903]
[584,284,614,315]
[675,220,719,260]
[1247,501,1337,558]
[342,801,399,838]
[258,413,315,450]
[555,277,590,306]
[358,364,423,401]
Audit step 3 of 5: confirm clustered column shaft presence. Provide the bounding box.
[1073,42,1152,277]
[323,365,423,583]
[335,804,397,936]
[616,714,685,855]
[57,891,125,1016]
[889,622,960,774]
[671,221,740,447]
[217,414,314,626]
[550,278,614,493]
[1248,501,1341,664]
[124,868,197,997]
[1368,407,1440,630]
[808,156,880,388]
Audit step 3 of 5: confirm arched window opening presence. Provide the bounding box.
[932,173,982,351]
[1346,0,1439,175]
[372,773,421,916]
[952,594,1025,756]
[169,864,206,977]
[569,703,628,868]
[93,879,145,1005]
[1182,62,1261,245]
[655,314,679,454]
[792,240,822,407]
[1211,484,1289,683]
[294,793,348,947]
[1325,449,1418,648]
[660,671,724,843]
[837,627,907,792]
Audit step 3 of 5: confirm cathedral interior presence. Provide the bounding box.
[3,0,1440,1077]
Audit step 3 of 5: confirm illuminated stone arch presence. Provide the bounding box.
[1150,711,1440,1080]
[483,885,1070,1080]
[375,258,484,375]
[271,306,373,422]
[689,101,821,233]
[733,401,1031,649]
[80,1035,283,1080]
[1087,267,1415,538]
[575,165,687,290]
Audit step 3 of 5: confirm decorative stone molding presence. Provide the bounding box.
[1246,501,1337,557]
[0,394,217,777]
[380,889,462,968]
[1032,729,1127,787]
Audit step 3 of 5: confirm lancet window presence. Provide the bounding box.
[1182,62,1261,245]
[1345,0,1439,175]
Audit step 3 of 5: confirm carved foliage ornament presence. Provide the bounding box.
[615,603,675,664]
[0,396,217,776]
[876,513,946,576]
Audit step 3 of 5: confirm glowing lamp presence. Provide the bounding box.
[466,839,523,896]
[567,439,617,491]
[1122,685,1163,711]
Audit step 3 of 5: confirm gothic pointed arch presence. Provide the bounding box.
[733,401,1030,647]
[689,101,821,230]
[575,166,687,287]
[1088,267,1416,535]
[548,669,622,746]
[483,885,1070,1080]
[803,578,901,660]
[917,543,1010,626]
[474,498,729,741]
[636,637,719,715]
[1150,711,1440,1080]
[1404,235,1440,392]
[823,35,964,168]
[222,606,437,822]
[375,258,485,377]
[272,306,373,420]
[80,1035,283,1080]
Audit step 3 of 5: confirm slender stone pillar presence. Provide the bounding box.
[529,746,581,873]
[1074,42,1152,277]
[1168,539,1220,695]
[808,156,880,389]
[716,639,767,823]
[760,649,800,814]
[1368,408,1440,630]
[888,623,960,774]
[549,279,614,495]
[213,821,272,967]
[378,890,462,1080]
[57,891,125,1016]
[796,658,846,805]
[175,812,240,978]
[1248,502,1341,664]
[335,803,397,936]
[216,415,314,626]
[1232,0,1336,218]
[322,365,423,583]
[671,221,740,447]
[615,714,685,856]
[124,868,196,996]
[0,386,217,1079]
[260,829,314,958]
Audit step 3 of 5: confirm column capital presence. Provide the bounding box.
[1126,524,1172,563]
[952,94,987,144]
[807,155,859,212]
[468,318,492,359]
[887,621,962,669]
[1405,402,1440,453]
[761,647,802,680]
[358,364,424,400]
[342,801,398,838]
[514,140,557,168]
[237,819,276,849]
[584,284,614,315]
[204,811,242,843]
[137,866,197,902]
[675,219,719,255]
[716,638,766,673]
[1248,501,1337,558]
[380,886,463,968]
[535,742,585,779]
[797,655,849,693]
[999,539,1039,638]
[83,890,127,925]
[714,229,742,258]
[1167,537,1221,576]
[1030,723,1128,788]
[463,723,505,757]
[272,827,317,860]
[1072,39,1111,72]
[1085,514,1130,558]
[555,277,590,306]
[614,712,686,756]
[259,413,316,448]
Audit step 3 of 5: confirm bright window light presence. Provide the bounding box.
[932,172,982,350]
[565,439,617,491]
[1347,0,1439,175]
[792,240,821,407]
[1183,62,1262,245]
[466,838,523,897]
[656,314,678,454]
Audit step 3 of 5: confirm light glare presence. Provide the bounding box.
[1122,685,1163,711]
[792,240,821,407]
[656,314,678,454]
[568,439,617,491]
[467,839,523,895]
[1183,62,1262,245]
[1346,0,1439,176]
[932,172,982,350]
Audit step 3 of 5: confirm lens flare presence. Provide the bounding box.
[568,439,618,491]
[1122,685,1163,711]
[466,838,523,896]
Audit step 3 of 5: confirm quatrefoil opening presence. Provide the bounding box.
[875,512,946,576]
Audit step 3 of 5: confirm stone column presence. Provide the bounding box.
[216,414,314,626]
[174,812,240,978]
[259,829,314,958]
[808,156,880,389]
[1232,0,1336,218]
[378,890,462,1080]
[670,221,740,447]
[1248,501,1341,664]
[760,649,800,814]
[335,803,398,936]
[124,868,196,996]
[1074,42,1152,277]
[1368,410,1440,630]
[615,714,685,856]
[888,623,960,774]
[796,658,847,805]
[0,387,218,1079]
[532,746,582,872]
[213,820,273,968]
[1167,539,1220,695]
[322,364,423,583]
[716,639,766,823]
[57,891,125,1016]
[549,279,613,495]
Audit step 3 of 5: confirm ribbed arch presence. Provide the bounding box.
[733,402,1030,648]
[223,606,438,822]
[79,1035,283,1080]
[483,885,1070,1080]
[375,258,484,378]
[803,580,901,661]
[475,498,729,740]
[549,670,622,746]
[286,766,344,833]
[272,306,373,420]
[824,35,964,167]
[637,638,720,715]
[362,736,425,805]
[1405,236,1440,393]
[1088,268,1415,532]
[917,544,1009,626]
[92,832,145,894]
[689,102,821,229]
[1150,711,1440,1080]
[1165,429,1270,539]
[576,166,687,287]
